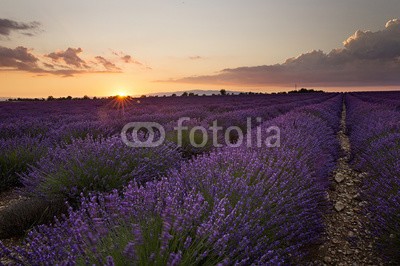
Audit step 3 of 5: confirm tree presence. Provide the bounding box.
[47,96,55,101]
[171,93,177,97]
[288,88,324,94]
[220,89,227,96]
[181,92,188,97]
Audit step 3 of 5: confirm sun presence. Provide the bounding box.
[116,91,128,98]
[109,90,133,115]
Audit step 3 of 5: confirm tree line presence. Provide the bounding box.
[6,88,324,101]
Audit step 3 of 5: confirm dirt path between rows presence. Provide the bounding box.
[313,101,383,265]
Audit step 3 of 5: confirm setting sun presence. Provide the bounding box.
[115,90,129,98]
[117,92,126,96]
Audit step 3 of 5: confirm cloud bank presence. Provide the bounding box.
[166,19,400,87]
[0,18,40,37]
[0,45,123,76]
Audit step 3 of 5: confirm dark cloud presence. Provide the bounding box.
[0,46,124,77]
[0,21,121,77]
[43,62,55,69]
[0,45,80,76]
[95,56,121,71]
[0,18,40,37]
[46,47,88,68]
[0,46,41,72]
[165,19,400,87]
[121,55,131,63]
[342,19,400,60]
[121,54,143,65]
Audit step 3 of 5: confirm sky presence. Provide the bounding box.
[1,0,400,97]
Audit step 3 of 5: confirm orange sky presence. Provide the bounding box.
[1,1,400,97]
[2,69,398,98]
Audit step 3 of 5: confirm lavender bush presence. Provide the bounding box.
[0,136,49,192]
[0,95,342,264]
[20,137,181,203]
[346,95,400,263]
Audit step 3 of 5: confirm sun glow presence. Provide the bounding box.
[108,89,133,115]
[116,91,128,98]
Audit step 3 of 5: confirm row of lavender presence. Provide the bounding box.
[0,94,335,144]
[346,95,400,263]
[0,94,332,141]
[0,94,335,239]
[0,95,342,264]
[0,94,334,192]
[349,91,400,109]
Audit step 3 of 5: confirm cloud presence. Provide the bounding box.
[0,46,124,77]
[0,45,83,76]
[46,47,88,68]
[165,19,400,87]
[0,46,41,72]
[95,56,121,71]
[121,55,132,63]
[188,56,203,60]
[342,19,400,60]
[121,54,143,65]
[0,21,129,76]
[111,50,148,67]
[0,18,40,37]
[43,62,55,69]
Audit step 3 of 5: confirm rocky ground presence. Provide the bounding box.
[0,189,24,264]
[313,103,383,265]
[0,189,22,212]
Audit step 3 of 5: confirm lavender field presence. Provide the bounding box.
[0,92,399,265]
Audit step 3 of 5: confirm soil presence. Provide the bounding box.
[0,189,24,264]
[312,102,383,265]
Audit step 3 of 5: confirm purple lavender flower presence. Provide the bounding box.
[0,93,343,264]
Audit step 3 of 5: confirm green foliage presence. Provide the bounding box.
[0,137,48,192]
[0,198,66,238]
[166,129,214,158]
